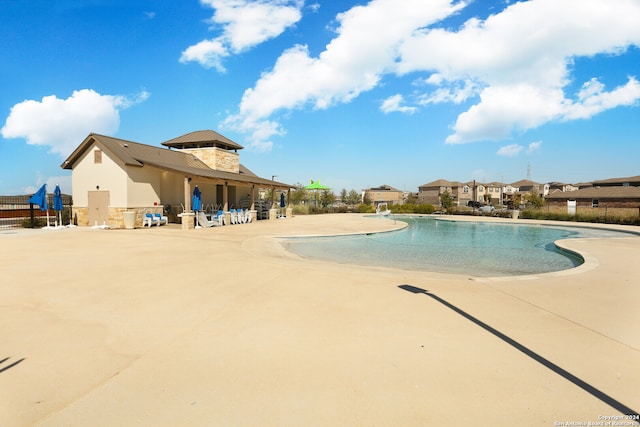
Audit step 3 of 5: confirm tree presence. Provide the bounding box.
[527,190,545,209]
[362,192,372,206]
[262,187,273,202]
[347,189,361,206]
[290,183,307,205]
[319,189,335,207]
[340,188,348,204]
[440,191,453,210]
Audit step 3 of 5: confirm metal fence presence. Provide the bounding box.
[0,194,73,230]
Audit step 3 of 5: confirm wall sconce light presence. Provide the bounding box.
[96,185,100,190]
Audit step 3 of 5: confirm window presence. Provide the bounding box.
[592,199,599,208]
[463,186,469,193]
[94,149,102,164]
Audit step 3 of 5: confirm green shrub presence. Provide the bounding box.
[358,203,376,213]
[389,203,436,214]
[292,204,309,215]
[520,209,640,225]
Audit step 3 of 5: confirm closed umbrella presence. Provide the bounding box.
[280,192,285,208]
[29,183,50,227]
[192,185,202,228]
[53,184,63,226]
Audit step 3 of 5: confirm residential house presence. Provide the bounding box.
[545,175,640,211]
[418,179,460,205]
[545,186,640,209]
[62,130,292,229]
[363,184,404,208]
[418,179,505,207]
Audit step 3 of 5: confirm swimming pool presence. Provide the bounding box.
[282,216,635,277]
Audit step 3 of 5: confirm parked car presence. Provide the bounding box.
[467,201,482,208]
[478,205,494,213]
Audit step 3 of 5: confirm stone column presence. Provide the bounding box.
[223,182,231,225]
[181,176,194,229]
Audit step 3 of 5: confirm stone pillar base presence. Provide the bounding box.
[286,207,293,218]
[179,212,195,230]
[269,208,278,220]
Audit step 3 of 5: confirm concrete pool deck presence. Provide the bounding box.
[1,214,638,426]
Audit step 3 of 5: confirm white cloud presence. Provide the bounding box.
[223,0,640,150]
[1,89,149,156]
[527,141,542,154]
[180,39,229,72]
[380,94,417,114]
[223,0,463,146]
[418,78,480,105]
[562,77,640,120]
[497,143,523,157]
[180,0,303,72]
[397,0,640,143]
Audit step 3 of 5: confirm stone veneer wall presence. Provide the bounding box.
[72,207,88,227]
[187,147,239,173]
[72,206,165,228]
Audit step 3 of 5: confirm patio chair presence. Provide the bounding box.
[154,213,168,225]
[245,210,253,223]
[143,212,159,227]
[213,210,225,226]
[196,211,220,228]
[236,209,246,224]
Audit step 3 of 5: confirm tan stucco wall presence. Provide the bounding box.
[126,165,163,207]
[72,144,127,207]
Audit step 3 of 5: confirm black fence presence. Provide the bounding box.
[0,194,73,230]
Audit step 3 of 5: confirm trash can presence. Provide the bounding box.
[123,211,136,229]
[511,210,519,219]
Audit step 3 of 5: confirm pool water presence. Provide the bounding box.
[282,216,633,277]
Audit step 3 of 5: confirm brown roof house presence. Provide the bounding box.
[418,179,504,207]
[363,184,404,208]
[62,130,292,229]
[417,179,461,205]
[545,175,640,214]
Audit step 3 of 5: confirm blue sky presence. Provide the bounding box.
[1,0,639,196]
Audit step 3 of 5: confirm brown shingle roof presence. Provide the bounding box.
[545,186,640,199]
[592,175,640,186]
[161,130,243,151]
[418,179,461,188]
[61,133,291,188]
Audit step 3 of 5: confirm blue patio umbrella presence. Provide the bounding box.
[53,184,63,226]
[280,192,285,208]
[192,185,202,212]
[29,183,48,211]
[192,185,202,228]
[29,183,50,227]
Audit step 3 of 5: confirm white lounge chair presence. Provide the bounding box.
[237,209,246,224]
[213,210,225,226]
[196,211,221,228]
[229,210,238,225]
[154,213,168,225]
[143,212,159,227]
